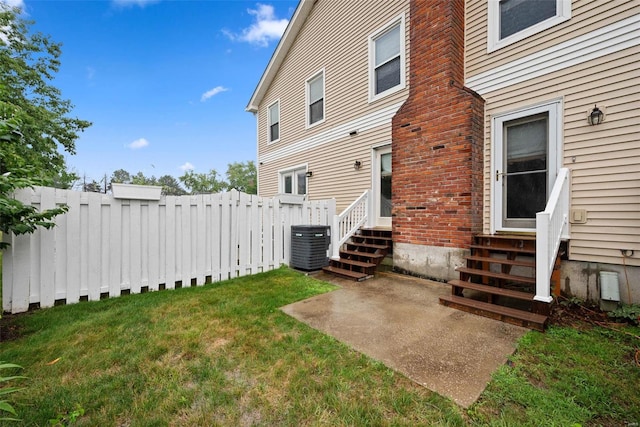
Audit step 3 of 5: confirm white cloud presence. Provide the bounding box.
[0,27,8,45]
[127,138,149,149]
[0,0,25,9]
[0,0,24,45]
[225,3,289,47]
[112,0,159,8]
[201,86,229,102]
[179,162,195,171]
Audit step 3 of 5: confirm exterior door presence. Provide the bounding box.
[493,102,560,232]
[374,146,392,228]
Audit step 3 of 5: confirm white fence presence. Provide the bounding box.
[2,187,335,314]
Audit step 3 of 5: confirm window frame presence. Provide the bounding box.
[305,69,325,128]
[278,164,308,196]
[368,14,406,103]
[267,99,280,144]
[487,0,571,53]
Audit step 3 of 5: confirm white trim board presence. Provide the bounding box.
[466,14,640,95]
[259,102,403,164]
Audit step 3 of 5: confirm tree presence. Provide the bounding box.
[157,175,186,196]
[0,6,90,248]
[0,107,67,249]
[179,169,227,194]
[110,169,132,184]
[131,171,157,186]
[0,6,91,182]
[226,161,257,195]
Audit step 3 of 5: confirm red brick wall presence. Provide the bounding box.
[392,0,484,249]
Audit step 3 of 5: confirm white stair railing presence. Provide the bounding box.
[535,168,570,303]
[331,190,370,259]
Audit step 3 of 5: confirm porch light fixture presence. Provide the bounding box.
[588,105,604,126]
[305,171,313,178]
[353,160,362,170]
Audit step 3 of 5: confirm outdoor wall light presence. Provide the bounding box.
[353,160,362,170]
[305,171,313,178]
[588,105,604,125]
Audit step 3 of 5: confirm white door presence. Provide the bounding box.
[493,102,561,232]
[374,146,392,228]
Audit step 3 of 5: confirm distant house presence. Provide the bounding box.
[247,0,639,324]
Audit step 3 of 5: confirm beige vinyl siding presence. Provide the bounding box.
[256,0,410,207]
[465,0,638,77]
[477,45,640,267]
[259,124,392,211]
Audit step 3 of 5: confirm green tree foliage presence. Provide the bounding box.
[179,169,227,194]
[0,6,91,181]
[226,161,257,195]
[1,6,89,248]
[157,175,186,196]
[108,161,256,197]
[109,169,131,185]
[0,108,68,249]
[110,169,186,196]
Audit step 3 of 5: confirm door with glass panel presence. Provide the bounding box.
[495,110,554,230]
[374,147,392,228]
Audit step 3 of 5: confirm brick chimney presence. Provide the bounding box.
[391,0,484,280]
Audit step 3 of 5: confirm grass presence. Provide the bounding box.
[0,267,638,426]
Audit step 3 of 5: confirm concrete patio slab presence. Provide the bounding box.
[281,271,527,407]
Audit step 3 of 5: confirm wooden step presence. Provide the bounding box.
[475,234,536,241]
[469,244,536,255]
[456,267,536,285]
[333,258,377,269]
[322,265,370,281]
[439,295,547,331]
[449,280,535,301]
[339,249,385,261]
[465,255,535,268]
[346,242,388,251]
[352,235,393,243]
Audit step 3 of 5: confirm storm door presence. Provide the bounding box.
[493,102,560,231]
[374,146,392,228]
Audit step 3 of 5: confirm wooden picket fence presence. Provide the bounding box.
[2,187,335,314]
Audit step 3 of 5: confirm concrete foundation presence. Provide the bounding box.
[393,242,468,282]
[561,260,639,305]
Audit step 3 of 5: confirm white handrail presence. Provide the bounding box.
[535,168,570,303]
[331,190,370,259]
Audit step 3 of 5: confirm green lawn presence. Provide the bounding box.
[0,267,638,426]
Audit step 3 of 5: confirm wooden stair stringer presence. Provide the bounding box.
[440,234,554,331]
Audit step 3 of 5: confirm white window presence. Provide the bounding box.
[369,14,406,102]
[268,100,280,143]
[280,166,307,195]
[306,70,324,127]
[488,0,571,52]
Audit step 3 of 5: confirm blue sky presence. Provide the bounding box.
[4,0,298,181]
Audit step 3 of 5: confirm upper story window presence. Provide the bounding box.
[488,0,571,52]
[268,100,280,143]
[306,70,325,127]
[369,14,406,102]
[280,166,307,195]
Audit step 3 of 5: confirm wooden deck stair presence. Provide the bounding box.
[440,235,560,331]
[322,229,392,281]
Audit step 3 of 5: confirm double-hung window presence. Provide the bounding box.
[280,166,307,195]
[369,15,405,101]
[268,100,280,143]
[488,0,571,52]
[306,70,324,127]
